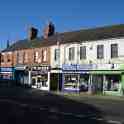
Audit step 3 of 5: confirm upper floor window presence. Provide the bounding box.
[80,46,86,60]
[54,49,60,61]
[34,51,39,63]
[111,44,118,58]
[42,49,47,62]
[69,47,75,61]
[1,54,4,63]
[97,45,104,59]
[17,52,23,64]
[7,54,11,62]
[23,52,28,63]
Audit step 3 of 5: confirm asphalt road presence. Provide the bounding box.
[0,86,123,124]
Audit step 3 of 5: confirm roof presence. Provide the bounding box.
[2,24,124,52]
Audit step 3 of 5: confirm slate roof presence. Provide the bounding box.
[2,24,124,52]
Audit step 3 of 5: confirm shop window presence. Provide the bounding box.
[41,74,48,87]
[79,74,88,91]
[37,77,42,83]
[69,47,75,61]
[97,45,104,59]
[32,78,36,86]
[54,49,60,61]
[104,75,121,92]
[80,46,86,60]
[64,74,78,91]
[111,44,118,58]
[42,81,48,87]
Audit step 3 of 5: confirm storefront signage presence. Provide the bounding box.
[0,67,13,72]
[62,64,77,71]
[31,71,47,75]
[93,64,119,70]
[15,65,27,70]
[62,64,93,71]
[31,66,50,72]
[77,64,93,70]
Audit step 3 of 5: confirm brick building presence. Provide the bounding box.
[1,23,124,95]
[0,22,56,90]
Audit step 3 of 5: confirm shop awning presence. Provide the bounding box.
[90,70,122,75]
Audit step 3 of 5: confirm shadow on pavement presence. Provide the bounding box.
[0,85,116,124]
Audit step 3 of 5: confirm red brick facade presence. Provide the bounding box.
[0,47,51,68]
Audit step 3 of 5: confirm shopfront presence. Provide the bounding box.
[31,65,50,91]
[90,64,124,96]
[14,65,30,86]
[62,64,92,92]
[0,67,15,80]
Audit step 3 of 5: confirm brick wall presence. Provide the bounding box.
[0,46,51,68]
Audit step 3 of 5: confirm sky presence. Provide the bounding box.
[0,0,124,49]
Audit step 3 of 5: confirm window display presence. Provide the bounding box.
[79,74,89,91]
[104,75,121,92]
[64,74,79,91]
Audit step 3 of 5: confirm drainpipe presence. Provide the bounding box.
[28,67,32,87]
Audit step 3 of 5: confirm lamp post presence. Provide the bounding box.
[57,36,61,92]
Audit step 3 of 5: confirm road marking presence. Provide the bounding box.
[107,120,122,124]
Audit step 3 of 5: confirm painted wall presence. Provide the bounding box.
[50,37,124,68]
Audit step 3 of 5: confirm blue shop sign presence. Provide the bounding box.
[62,64,77,71]
[0,67,14,72]
[77,64,93,70]
[62,64,93,71]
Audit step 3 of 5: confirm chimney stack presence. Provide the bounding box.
[43,22,55,39]
[6,40,10,48]
[28,27,38,40]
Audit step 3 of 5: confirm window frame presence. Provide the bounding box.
[80,46,86,60]
[54,48,60,61]
[111,44,118,58]
[42,49,47,62]
[68,47,75,61]
[97,45,104,59]
[34,51,39,63]
[17,51,23,64]
[1,54,4,63]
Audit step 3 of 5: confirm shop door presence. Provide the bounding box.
[92,75,103,93]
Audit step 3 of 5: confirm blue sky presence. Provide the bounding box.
[0,0,124,49]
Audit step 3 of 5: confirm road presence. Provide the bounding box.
[0,86,123,124]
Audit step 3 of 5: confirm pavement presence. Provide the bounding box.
[0,86,123,124]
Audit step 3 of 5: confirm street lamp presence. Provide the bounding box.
[56,33,61,92]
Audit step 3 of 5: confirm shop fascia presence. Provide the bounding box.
[31,65,50,73]
[62,63,124,72]
[62,64,93,72]
[0,67,15,80]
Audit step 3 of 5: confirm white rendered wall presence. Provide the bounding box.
[50,37,124,68]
